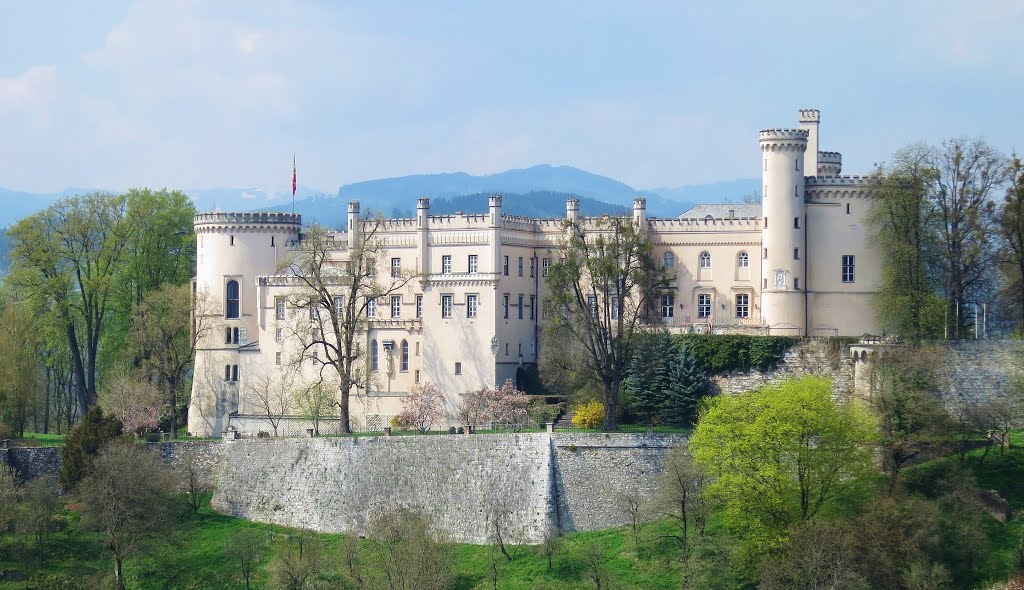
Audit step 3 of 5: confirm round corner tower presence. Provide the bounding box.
[188,211,302,437]
[760,128,808,335]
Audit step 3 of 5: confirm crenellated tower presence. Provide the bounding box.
[760,128,808,335]
[188,212,302,437]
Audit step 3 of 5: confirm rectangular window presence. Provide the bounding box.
[468,254,478,273]
[442,294,453,318]
[416,295,423,318]
[334,296,344,318]
[230,235,235,246]
[415,369,421,384]
[312,352,319,365]
[231,365,238,382]
[454,362,462,375]
[846,203,851,214]
[441,255,452,275]
[503,294,509,319]
[764,217,767,228]
[542,257,551,277]
[518,294,524,319]
[503,256,509,276]
[736,294,750,318]
[391,257,401,278]
[842,255,855,283]
[271,236,275,247]
[661,294,674,318]
[275,328,283,343]
[611,296,620,320]
[309,302,319,321]
[529,258,536,277]
[275,297,286,320]
[367,299,376,318]
[794,248,800,260]
[587,295,598,319]
[467,294,478,318]
[794,217,800,229]
[795,278,800,290]
[698,294,712,318]
[518,256,524,277]
[275,352,282,365]
[415,341,420,356]
[391,295,401,318]
[311,327,321,341]
[529,295,535,320]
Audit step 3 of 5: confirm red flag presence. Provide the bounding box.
[291,154,297,197]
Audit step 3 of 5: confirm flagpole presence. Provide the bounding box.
[291,153,296,214]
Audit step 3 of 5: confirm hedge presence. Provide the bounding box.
[674,335,799,375]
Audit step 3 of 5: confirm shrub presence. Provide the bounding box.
[674,335,798,374]
[572,401,604,428]
[59,406,123,491]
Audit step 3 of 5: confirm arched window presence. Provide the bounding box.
[371,339,379,371]
[225,280,239,319]
[401,340,409,372]
[663,252,675,268]
[699,251,711,269]
[737,252,749,268]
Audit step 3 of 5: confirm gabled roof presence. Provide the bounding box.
[678,203,762,219]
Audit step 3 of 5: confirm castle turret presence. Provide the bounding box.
[188,211,302,437]
[760,128,808,335]
[347,201,361,243]
[489,195,503,275]
[817,151,843,176]
[799,109,820,176]
[566,198,580,224]
[633,197,647,230]
[417,197,430,275]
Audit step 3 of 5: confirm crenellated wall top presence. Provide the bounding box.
[194,212,302,228]
[804,175,870,186]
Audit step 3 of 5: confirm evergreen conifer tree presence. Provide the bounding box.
[662,344,711,427]
[623,331,676,424]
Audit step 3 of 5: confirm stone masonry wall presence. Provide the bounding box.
[711,339,855,400]
[933,341,1024,413]
[550,433,688,533]
[1,441,223,492]
[212,434,555,544]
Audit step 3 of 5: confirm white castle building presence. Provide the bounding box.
[187,109,880,437]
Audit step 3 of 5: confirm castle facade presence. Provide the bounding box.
[187,109,880,437]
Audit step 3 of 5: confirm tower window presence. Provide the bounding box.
[795,278,800,290]
[503,256,509,276]
[229,235,234,246]
[271,236,275,247]
[794,217,800,229]
[795,158,800,171]
[764,217,767,228]
[763,248,768,259]
[231,365,238,382]
[454,362,462,375]
[224,365,230,381]
[225,280,239,319]
[842,255,855,283]
[416,295,423,318]
[794,248,800,260]
[846,203,851,214]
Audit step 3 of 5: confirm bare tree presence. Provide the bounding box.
[542,215,667,430]
[655,445,709,589]
[77,439,178,590]
[97,367,161,434]
[224,528,269,590]
[364,505,454,590]
[395,382,445,433]
[246,365,298,437]
[280,219,418,434]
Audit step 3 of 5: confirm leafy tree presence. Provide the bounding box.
[224,529,269,590]
[690,376,877,551]
[867,147,945,340]
[867,347,953,496]
[654,445,709,588]
[363,506,454,590]
[999,157,1024,331]
[129,283,211,437]
[662,344,711,427]
[0,300,42,437]
[280,220,418,433]
[8,193,135,414]
[77,439,178,590]
[294,382,336,437]
[59,406,123,491]
[541,215,667,430]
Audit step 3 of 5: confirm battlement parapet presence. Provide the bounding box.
[799,108,820,122]
[818,151,842,163]
[804,175,870,186]
[194,212,302,227]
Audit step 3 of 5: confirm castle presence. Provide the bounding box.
[187,109,880,437]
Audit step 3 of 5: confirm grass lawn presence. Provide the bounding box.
[9,432,65,447]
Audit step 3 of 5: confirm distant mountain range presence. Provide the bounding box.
[0,165,760,229]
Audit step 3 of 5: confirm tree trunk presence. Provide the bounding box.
[114,555,125,590]
[66,323,90,416]
[602,380,618,431]
[338,379,352,434]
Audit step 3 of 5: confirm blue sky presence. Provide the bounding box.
[2,0,1023,194]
